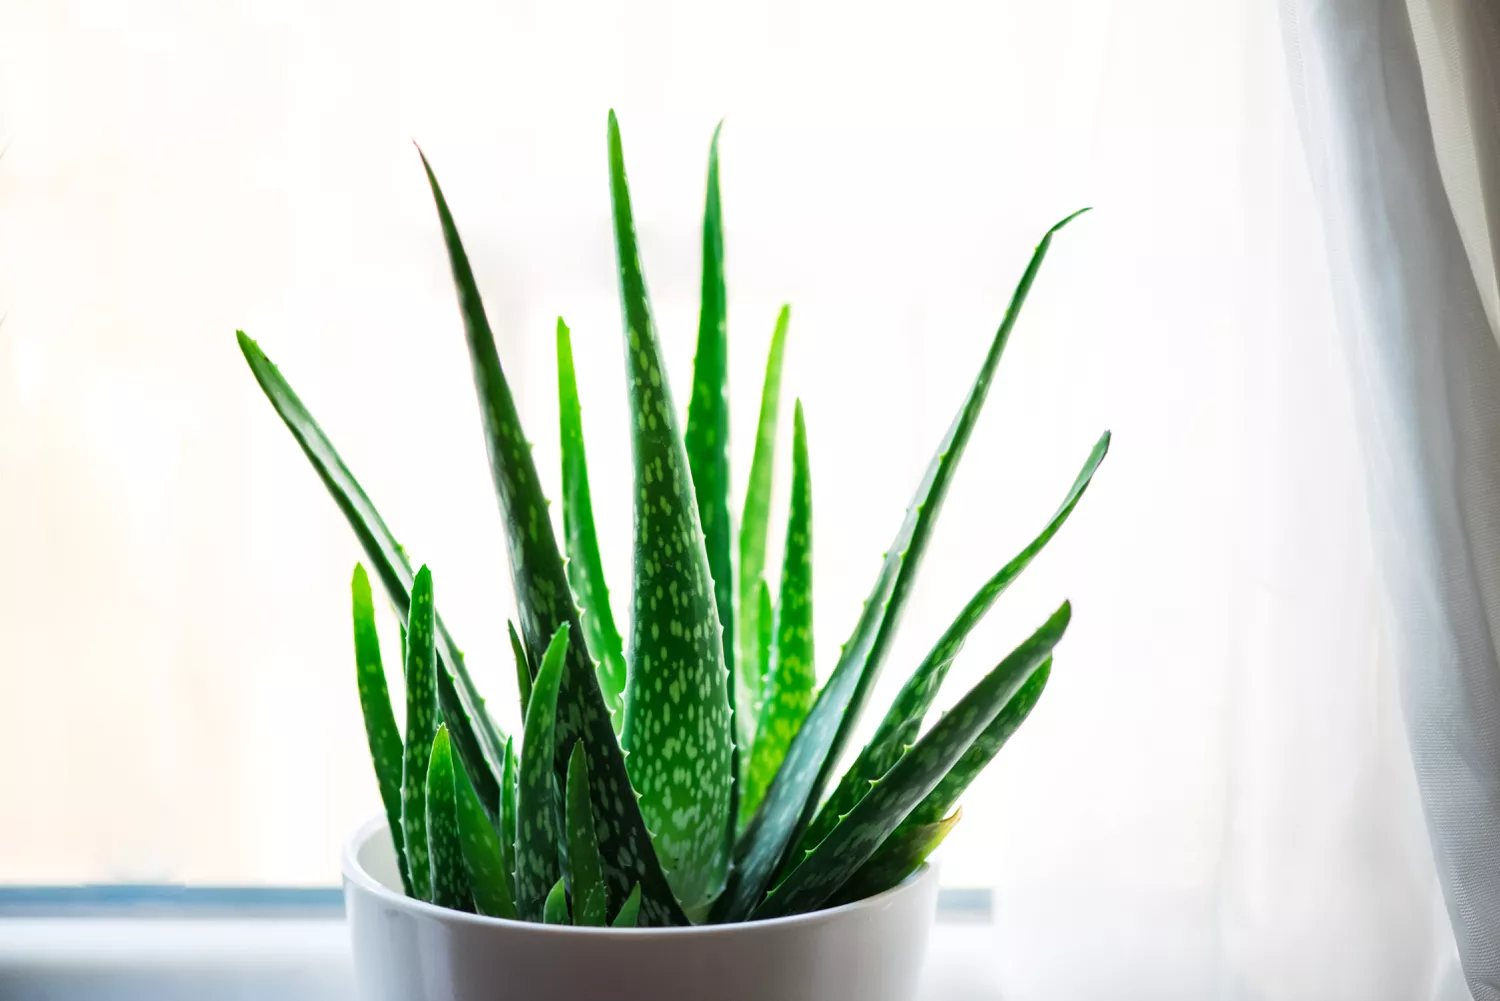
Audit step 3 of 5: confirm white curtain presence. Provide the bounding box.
[1280,0,1500,998]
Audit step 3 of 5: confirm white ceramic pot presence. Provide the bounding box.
[342,816,939,1001]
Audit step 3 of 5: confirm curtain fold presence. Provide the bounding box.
[1279,1,1500,996]
[1451,1,1500,310]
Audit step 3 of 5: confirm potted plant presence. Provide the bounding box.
[237,111,1107,1001]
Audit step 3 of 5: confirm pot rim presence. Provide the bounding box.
[343,814,934,937]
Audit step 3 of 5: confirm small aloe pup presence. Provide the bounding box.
[238,111,1108,927]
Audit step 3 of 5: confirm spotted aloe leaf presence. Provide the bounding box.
[612,883,642,928]
[454,731,517,919]
[685,123,736,829]
[565,742,609,926]
[752,602,1069,919]
[556,317,627,723]
[500,735,518,907]
[400,566,439,902]
[799,432,1108,856]
[351,564,411,897]
[543,878,570,925]
[516,626,568,921]
[420,149,686,926]
[509,621,532,721]
[737,305,790,746]
[827,809,961,908]
[426,725,474,912]
[608,110,733,919]
[743,402,815,823]
[236,333,504,823]
[716,212,1087,923]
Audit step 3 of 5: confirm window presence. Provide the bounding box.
[3,0,1436,993]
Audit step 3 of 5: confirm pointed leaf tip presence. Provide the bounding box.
[687,116,736,837]
[425,724,472,912]
[508,620,532,721]
[801,433,1104,856]
[400,566,439,902]
[425,148,685,924]
[1051,207,1092,232]
[737,305,792,747]
[718,221,1071,921]
[742,402,815,826]
[516,625,569,920]
[612,883,643,927]
[612,114,733,917]
[453,731,517,919]
[352,560,410,896]
[566,740,609,926]
[235,331,506,826]
[499,737,518,907]
[543,878,570,925]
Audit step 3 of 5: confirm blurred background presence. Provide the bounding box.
[0,0,1456,994]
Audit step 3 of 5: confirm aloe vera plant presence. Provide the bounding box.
[239,112,1107,926]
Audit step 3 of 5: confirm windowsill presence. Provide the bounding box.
[1,886,1231,998]
[0,888,1003,1001]
[0,916,352,1000]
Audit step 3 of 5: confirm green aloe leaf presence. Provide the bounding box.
[543,878,570,925]
[685,121,734,714]
[752,602,1069,919]
[685,123,737,839]
[902,658,1050,832]
[500,735,518,906]
[516,626,569,921]
[577,888,605,927]
[400,566,439,902]
[556,317,628,723]
[426,725,474,912]
[827,809,961,908]
[715,211,1086,922]
[831,666,1048,908]
[799,433,1108,855]
[454,732,518,919]
[756,578,773,710]
[565,741,609,926]
[612,883,642,928]
[509,620,532,721]
[236,333,504,821]
[737,304,790,746]
[608,110,733,919]
[351,563,412,897]
[419,148,686,926]
[742,402,815,824]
